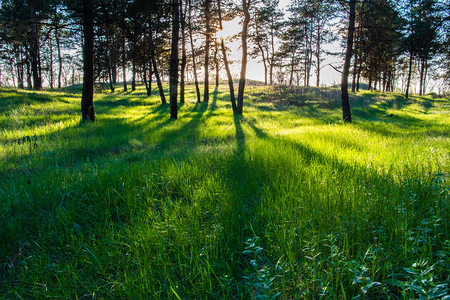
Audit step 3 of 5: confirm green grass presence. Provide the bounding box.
[0,84,449,298]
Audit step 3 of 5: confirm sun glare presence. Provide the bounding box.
[216,19,241,40]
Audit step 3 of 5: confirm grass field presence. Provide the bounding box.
[0,84,449,298]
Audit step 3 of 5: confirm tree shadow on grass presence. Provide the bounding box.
[209,87,219,113]
[353,112,450,138]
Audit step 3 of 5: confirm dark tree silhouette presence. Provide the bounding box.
[170,0,180,119]
[81,0,95,122]
[236,0,251,114]
[341,0,355,123]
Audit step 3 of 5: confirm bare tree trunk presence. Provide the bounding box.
[204,0,211,103]
[106,31,115,93]
[81,0,95,122]
[180,0,187,104]
[111,36,117,84]
[306,23,312,87]
[26,58,32,89]
[419,57,423,95]
[218,0,236,111]
[49,37,54,89]
[149,17,166,105]
[405,49,413,98]
[255,23,268,86]
[55,25,62,89]
[289,50,295,86]
[38,42,42,87]
[269,15,275,86]
[131,53,136,91]
[236,0,250,114]
[386,69,391,92]
[214,39,219,88]
[315,19,321,87]
[423,59,428,95]
[28,0,42,90]
[340,0,355,123]
[188,0,201,102]
[16,46,24,89]
[9,58,16,87]
[122,36,127,92]
[351,29,358,93]
[170,0,180,119]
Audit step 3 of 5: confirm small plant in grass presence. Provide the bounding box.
[388,260,449,299]
[241,235,284,299]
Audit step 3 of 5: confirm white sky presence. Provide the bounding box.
[220,0,343,86]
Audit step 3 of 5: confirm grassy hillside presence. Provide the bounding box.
[0,85,449,298]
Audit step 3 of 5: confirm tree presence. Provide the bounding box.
[81,0,95,122]
[203,0,212,103]
[188,0,201,102]
[180,0,187,104]
[250,0,282,86]
[340,0,355,123]
[149,14,167,105]
[357,0,403,92]
[170,0,180,119]
[236,0,251,114]
[27,0,43,90]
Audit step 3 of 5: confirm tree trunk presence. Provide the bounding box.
[255,24,268,85]
[423,59,428,95]
[123,36,127,92]
[81,0,95,122]
[55,25,62,89]
[236,0,250,114]
[149,17,166,105]
[419,58,425,96]
[26,58,32,89]
[106,32,115,93]
[131,53,136,91]
[28,1,42,90]
[143,62,152,96]
[204,0,211,103]
[170,0,180,119]
[269,15,275,86]
[49,37,54,89]
[180,0,187,104]
[111,36,117,84]
[405,49,413,98]
[218,0,236,111]
[214,40,219,88]
[16,46,24,89]
[340,0,355,123]
[315,19,321,87]
[386,69,392,92]
[289,49,295,86]
[10,58,16,87]
[306,23,312,87]
[351,30,358,93]
[188,0,201,102]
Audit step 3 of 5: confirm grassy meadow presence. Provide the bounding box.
[0,84,449,298]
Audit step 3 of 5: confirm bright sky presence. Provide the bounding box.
[218,0,343,86]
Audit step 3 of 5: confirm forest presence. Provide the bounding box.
[0,0,449,298]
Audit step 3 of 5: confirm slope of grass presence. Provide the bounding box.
[0,85,449,298]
